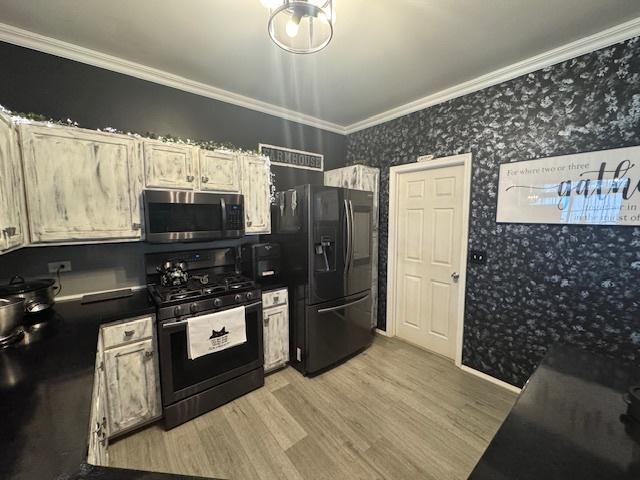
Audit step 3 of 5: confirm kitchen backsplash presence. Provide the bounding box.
[0,239,254,298]
[347,36,640,387]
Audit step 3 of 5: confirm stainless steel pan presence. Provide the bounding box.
[0,297,24,340]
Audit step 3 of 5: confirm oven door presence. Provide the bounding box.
[144,190,244,243]
[158,300,263,406]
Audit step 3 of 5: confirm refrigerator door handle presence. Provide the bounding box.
[348,200,355,271]
[344,199,352,273]
[317,294,370,314]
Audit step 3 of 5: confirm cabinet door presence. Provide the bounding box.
[88,347,108,466]
[240,154,271,234]
[103,338,160,436]
[199,149,240,192]
[0,112,26,252]
[263,304,289,372]
[19,124,143,243]
[143,140,197,190]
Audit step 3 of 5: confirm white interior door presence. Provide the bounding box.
[394,163,464,359]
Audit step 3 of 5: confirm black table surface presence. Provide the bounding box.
[0,290,209,480]
[469,345,640,479]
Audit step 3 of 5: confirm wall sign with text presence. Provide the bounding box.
[259,144,324,171]
[497,145,640,226]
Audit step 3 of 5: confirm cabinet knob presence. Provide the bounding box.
[3,227,16,237]
[144,350,154,359]
[124,330,135,337]
[186,175,195,182]
[202,176,209,183]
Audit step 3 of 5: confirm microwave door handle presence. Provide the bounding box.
[220,198,227,232]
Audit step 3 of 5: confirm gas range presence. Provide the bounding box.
[146,247,265,429]
[148,272,260,321]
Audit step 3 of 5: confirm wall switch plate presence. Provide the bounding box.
[48,261,72,273]
[469,250,487,265]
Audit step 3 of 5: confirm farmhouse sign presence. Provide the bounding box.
[259,144,324,171]
[496,145,640,226]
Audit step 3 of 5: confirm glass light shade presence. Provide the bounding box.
[267,0,334,54]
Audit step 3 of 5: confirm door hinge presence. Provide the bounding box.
[132,223,142,230]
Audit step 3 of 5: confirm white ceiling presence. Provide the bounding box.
[0,0,639,132]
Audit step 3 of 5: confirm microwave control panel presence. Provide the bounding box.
[226,204,244,230]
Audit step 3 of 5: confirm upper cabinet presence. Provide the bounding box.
[19,124,144,243]
[240,154,271,235]
[198,149,240,192]
[0,112,27,253]
[143,140,197,190]
[325,164,380,230]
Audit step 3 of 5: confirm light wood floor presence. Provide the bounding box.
[109,336,517,480]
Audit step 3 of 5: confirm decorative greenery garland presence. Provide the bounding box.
[1,104,277,202]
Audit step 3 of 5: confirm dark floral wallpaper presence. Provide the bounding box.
[347,37,640,387]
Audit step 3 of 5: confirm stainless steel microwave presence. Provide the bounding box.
[143,190,244,243]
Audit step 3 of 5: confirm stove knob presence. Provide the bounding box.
[213,298,223,307]
[173,306,182,317]
[190,303,198,314]
[246,291,254,300]
[234,294,243,303]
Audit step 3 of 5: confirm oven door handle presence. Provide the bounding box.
[161,301,263,330]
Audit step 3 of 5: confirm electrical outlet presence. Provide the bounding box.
[48,261,72,273]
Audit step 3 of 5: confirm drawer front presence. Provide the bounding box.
[102,315,153,349]
[262,288,288,309]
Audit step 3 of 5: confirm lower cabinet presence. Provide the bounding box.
[87,348,108,466]
[262,288,289,372]
[87,314,161,466]
[103,338,160,435]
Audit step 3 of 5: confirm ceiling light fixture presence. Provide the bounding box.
[262,0,334,54]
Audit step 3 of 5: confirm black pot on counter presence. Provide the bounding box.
[625,385,640,422]
[0,276,56,314]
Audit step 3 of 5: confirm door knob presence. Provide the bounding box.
[451,272,460,281]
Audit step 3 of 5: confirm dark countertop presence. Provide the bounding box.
[258,280,289,292]
[469,345,640,479]
[0,290,208,480]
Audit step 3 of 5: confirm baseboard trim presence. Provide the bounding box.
[375,328,391,337]
[460,365,522,394]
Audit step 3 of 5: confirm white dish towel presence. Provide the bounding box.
[186,306,247,360]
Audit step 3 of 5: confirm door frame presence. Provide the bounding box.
[385,152,472,367]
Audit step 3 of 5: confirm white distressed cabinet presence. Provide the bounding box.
[325,165,380,328]
[19,124,144,243]
[0,112,27,253]
[143,139,197,190]
[262,288,289,372]
[240,154,272,234]
[199,149,240,192]
[103,338,159,435]
[87,347,108,466]
[88,313,161,463]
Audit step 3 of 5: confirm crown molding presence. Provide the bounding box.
[1,16,639,137]
[344,16,640,134]
[0,22,346,135]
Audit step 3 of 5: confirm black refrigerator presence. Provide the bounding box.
[270,185,375,375]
